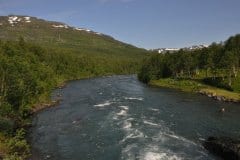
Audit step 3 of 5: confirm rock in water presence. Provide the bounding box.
[203,137,240,160]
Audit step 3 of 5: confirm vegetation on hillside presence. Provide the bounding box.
[0,35,147,159]
[138,34,240,98]
[0,15,148,59]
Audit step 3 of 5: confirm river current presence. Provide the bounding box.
[30,75,240,160]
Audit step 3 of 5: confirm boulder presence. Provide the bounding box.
[203,136,240,160]
[216,96,222,101]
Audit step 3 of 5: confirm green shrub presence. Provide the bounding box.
[6,129,30,159]
[202,77,232,91]
[232,75,240,92]
[3,153,24,160]
[0,102,14,118]
[0,117,14,135]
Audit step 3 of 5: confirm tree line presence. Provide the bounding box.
[138,34,240,92]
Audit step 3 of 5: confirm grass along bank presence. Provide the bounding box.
[150,78,240,103]
[138,34,240,103]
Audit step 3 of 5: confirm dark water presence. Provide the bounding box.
[30,75,240,160]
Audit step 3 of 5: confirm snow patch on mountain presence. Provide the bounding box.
[153,44,209,54]
[75,27,85,31]
[52,24,69,29]
[5,15,105,36]
[24,17,30,21]
[74,27,92,32]
[8,16,31,26]
[96,32,102,35]
[74,27,103,35]
[8,16,18,25]
[24,17,31,23]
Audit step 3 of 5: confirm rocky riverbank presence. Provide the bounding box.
[198,90,240,103]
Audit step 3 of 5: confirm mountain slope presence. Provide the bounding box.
[0,15,148,59]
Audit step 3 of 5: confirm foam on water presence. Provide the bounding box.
[118,111,194,159]
[149,108,160,112]
[120,115,207,160]
[119,106,129,110]
[137,142,187,160]
[94,101,112,107]
[124,97,144,101]
[126,118,134,121]
[117,110,127,116]
[143,120,160,127]
[163,132,198,146]
[112,106,129,120]
[122,120,132,129]
[121,129,145,143]
[121,144,138,159]
[143,152,182,160]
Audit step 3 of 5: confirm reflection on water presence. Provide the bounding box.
[30,75,240,160]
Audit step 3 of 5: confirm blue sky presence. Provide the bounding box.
[0,0,240,49]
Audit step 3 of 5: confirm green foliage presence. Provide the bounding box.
[150,78,203,92]
[232,75,240,92]
[0,117,15,135]
[3,154,24,160]
[202,77,232,91]
[0,15,148,65]
[138,54,172,83]
[138,34,240,92]
[5,129,30,160]
[150,78,240,102]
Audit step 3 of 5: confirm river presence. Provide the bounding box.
[30,75,240,160]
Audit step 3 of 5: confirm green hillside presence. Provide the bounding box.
[0,15,150,159]
[0,15,148,58]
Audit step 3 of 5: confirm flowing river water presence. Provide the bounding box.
[30,75,240,160]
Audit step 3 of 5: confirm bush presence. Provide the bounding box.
[202,77,232,91]
[3,153,24,160]
[6,129,30,159]
[0,117,15,135]
[232,75,240,92]
[0,102,15,118]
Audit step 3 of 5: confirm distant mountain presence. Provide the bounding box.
[152,45,209,54]
[0,15,148,58]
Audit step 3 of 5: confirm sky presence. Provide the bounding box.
[0,0,240,49]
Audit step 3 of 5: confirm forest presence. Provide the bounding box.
[138,34,240,93]
[0,38,144,160]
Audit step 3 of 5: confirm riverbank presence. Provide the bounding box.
[0,76,90,160]
[150,78,240,103]
[30,74,100,114]
[0,73,122,160]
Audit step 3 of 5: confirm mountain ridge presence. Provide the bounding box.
[0,15,148,58]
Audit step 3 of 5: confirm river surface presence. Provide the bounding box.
[30,75,240,160]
